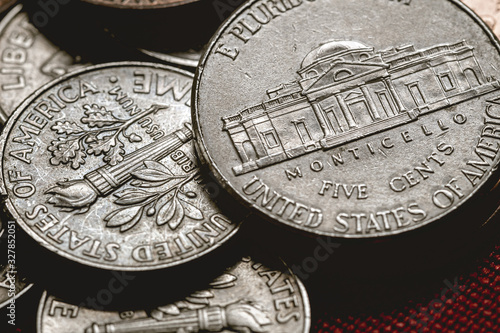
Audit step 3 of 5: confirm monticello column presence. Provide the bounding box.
[242,120,267,158]
[360,86,380,120]
[383,77,406,113]
[311,101,334,136]
[335,94,357,129]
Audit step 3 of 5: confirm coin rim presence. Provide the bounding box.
[0,61,241,270]
[139,48,199,69]
[192,0,500,238]
[81,0,200,9]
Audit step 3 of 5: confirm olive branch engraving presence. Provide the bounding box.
[48,103,167,169]
[103,160,204,232]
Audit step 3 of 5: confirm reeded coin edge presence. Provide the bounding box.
[192,0,500,239]
[0,61,241,271]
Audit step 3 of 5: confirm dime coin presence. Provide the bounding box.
[462,0,500,38]
[37,255,311,333]
[82,0,200,9]
[0,4,87,124]
[193,0,500,238]
[0,62,240,270]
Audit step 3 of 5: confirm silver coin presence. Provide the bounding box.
[0,227,33,309]
[0,62,240,270]
[193,0,500,238]
[0,4,87,124]
[37,255,310,333]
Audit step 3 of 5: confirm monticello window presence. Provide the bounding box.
[376,91,396,117]
[261,130,280,148]
[407,82,426,106]
[358,53,370,61]
[438,72,455,92]
[334,69,352,81]
[306,69,318,78]
[292,120,313,144]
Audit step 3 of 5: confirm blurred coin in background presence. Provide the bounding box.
[0,4,87,124]
[37,255,310,333]
[82,0,242,69]
[82,0,200,9]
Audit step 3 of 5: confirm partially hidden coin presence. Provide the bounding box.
[37,255,310,333]
[0,4,87,124]
[139,48,203,69]
[0,232,33,309]
[193,0,500,238]
[0,62,240,270]
[87,0,233,70]
[82,0,200,9]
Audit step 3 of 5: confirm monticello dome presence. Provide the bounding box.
[301,40,370,69]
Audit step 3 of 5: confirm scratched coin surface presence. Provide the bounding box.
[193,0,500,238]
[37,255,310,333]
[0,62,240,270]
[82,0,200,9]
[0,4,87,124]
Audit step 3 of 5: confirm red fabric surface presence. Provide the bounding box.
[313,245,500,333]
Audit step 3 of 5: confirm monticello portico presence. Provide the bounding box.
[222,40,500,175]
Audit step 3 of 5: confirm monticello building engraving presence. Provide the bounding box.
[222,40,500,175]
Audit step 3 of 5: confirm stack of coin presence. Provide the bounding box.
[0,0,499,332]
